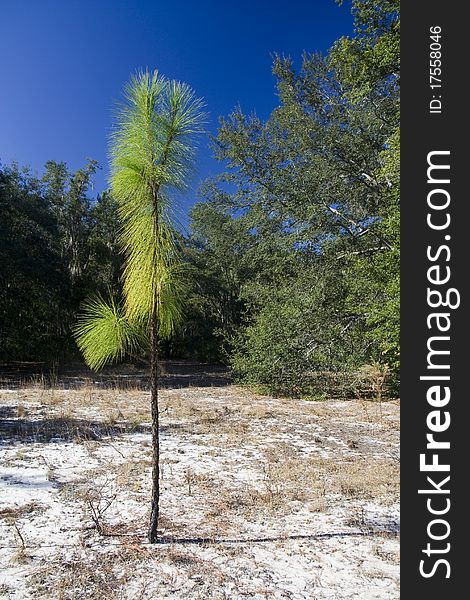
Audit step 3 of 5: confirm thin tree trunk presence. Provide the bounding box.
[148,309,160,543]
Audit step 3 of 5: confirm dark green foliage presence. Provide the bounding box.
[0,164,68,360]
[43,160,123,301]
[171,202,253,361]
[0,161,122,362]
[231,261,368,398]
[86,191,123,295]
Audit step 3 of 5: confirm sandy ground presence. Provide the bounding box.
[0,376,399,599]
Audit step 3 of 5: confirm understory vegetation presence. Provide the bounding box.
[0,0,399,398]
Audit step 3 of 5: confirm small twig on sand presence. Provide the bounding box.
[13,522,26,550]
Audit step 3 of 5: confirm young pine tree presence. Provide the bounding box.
[74,70,204,542]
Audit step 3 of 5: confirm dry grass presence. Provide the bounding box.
[115,459,151,490]
[30,553,131,600]
[0,501,45,520]
[209,454,398,519]
[329,457,399,501]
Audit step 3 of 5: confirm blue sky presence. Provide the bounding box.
[1,0,352,225]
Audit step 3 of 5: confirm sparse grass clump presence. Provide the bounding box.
[30,552,130,600]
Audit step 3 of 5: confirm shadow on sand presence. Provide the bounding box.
[154,528,399,546]
[0,360,231,391]
[0,404,152,445]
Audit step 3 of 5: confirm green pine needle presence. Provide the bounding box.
[74,295,148,370]
[73,69,204,369]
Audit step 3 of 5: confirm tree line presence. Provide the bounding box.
[0,0,399,397]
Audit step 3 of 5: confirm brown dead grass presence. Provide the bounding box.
[0,501,45,520]
[30,552,132,600]
[330,457,399,501]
